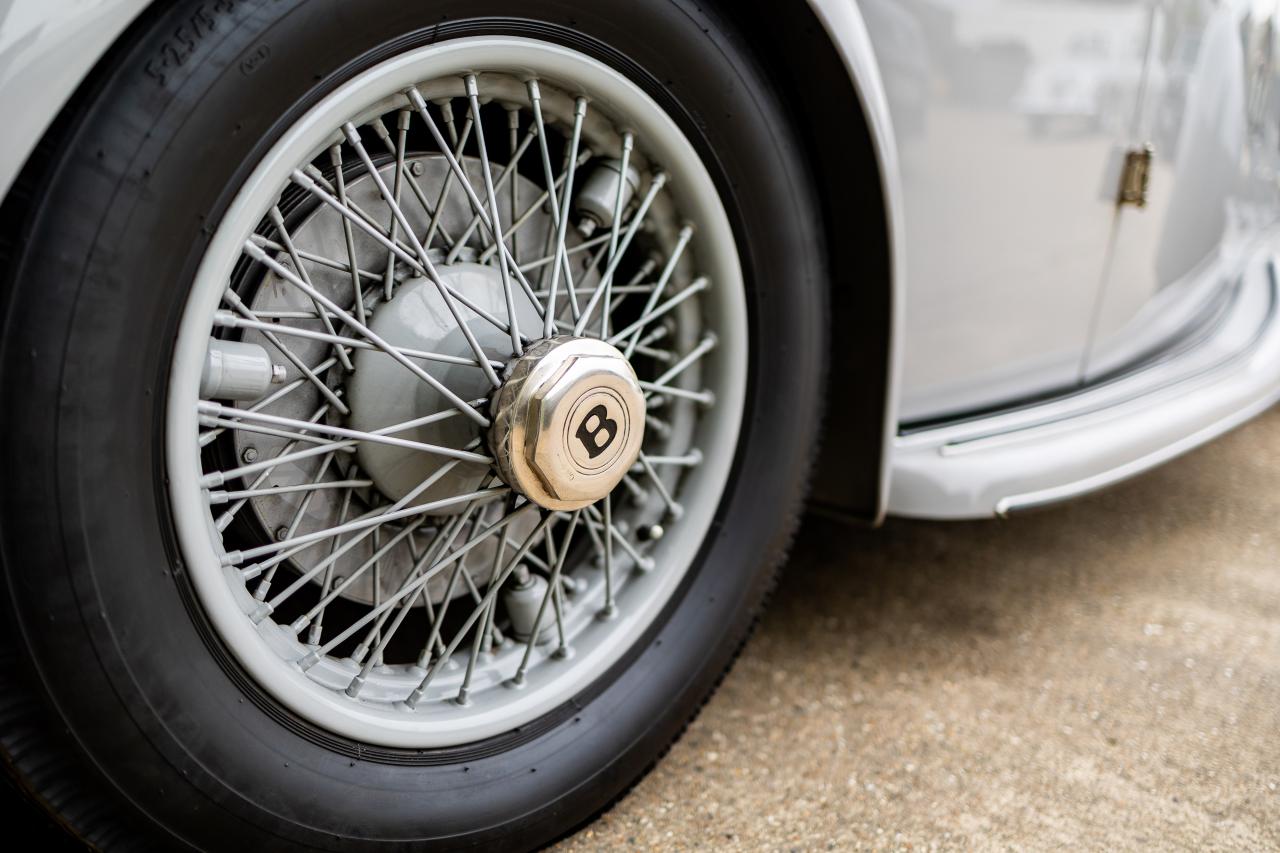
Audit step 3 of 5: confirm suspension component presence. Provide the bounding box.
[503,565,556,643]
[573,158,640,237]
[199,339,285,401]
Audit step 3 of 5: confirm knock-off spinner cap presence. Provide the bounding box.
[489,336,646,511]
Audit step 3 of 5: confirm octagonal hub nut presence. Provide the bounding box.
[489,336,645,511]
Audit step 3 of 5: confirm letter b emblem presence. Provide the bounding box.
[575,404,618,459]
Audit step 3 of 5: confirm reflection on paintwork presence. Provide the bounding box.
[867,0,1280,421]
[863,0,1146,421]
[1086,0,1280,380]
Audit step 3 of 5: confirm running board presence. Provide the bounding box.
[887,252,1280,519]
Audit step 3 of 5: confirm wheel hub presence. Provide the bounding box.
[489,336,646,510]
[346,262,540,506]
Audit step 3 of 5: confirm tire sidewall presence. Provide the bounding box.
[0,1,826,848]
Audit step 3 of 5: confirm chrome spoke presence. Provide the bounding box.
[285,170,522,347]
[607,275,709,346]
[197,401,491,465]
[249,236,382,286]
[268,206,355,372]
[340,121,505,387]
[213,310,501,370]
[221,288,350,415]
[306,502,541,673]
[478,149,592,265]
[463,75,522,355]
[447,122,538,264]
[407,509,555,706]
[424,102,470,250]
[405,88,548,321]
[377,112,410,300]
[575,157,663,338]
[212,402,332,532]
[328,144,368,325]
[540,91,588,334]
[244,239,497,419]
[599,133,635,338]
[249,451,342,601]
[228,484,507,570]
[372,110,453,249]
[623,224,694,357]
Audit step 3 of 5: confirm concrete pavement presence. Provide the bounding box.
[555,407,1280,850]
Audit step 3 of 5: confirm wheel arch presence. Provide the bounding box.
[718,0,904,524]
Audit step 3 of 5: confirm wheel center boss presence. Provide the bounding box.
[490,336,646,510]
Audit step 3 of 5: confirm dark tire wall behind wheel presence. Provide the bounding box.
[0,0,827,849]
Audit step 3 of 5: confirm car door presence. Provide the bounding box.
[862,0,1152,422]
[1082,0,1280,380]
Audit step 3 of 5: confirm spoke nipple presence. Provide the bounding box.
[505,674,527,690]
[351,644,369,665]
[597,604,618,622]
[221,550,243,567]
[298,650,320,671]
[637,557,657,572]
[207,490,228,506]
[667,503,685,522]
[552,645,574,660]
[405,688,425,709]
[253,581,271,602]
[289,168,317,191]
[344,675,366,698]
[287,615,309,634]
[454,690,472,707]
[698,390,716,407]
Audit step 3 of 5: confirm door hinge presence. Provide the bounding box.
[1118,143,1154,208]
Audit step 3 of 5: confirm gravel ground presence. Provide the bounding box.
[554,408,1280,851]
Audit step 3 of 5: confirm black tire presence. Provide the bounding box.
[0,1,827,849]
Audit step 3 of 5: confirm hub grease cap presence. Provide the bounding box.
[489,336,645,510]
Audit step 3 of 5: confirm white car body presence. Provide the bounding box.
[4,0,1277,521]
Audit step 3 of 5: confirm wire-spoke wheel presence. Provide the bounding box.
[0,2,827,849]
[170,38,747,746]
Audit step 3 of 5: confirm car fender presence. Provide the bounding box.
[0,0,149,201]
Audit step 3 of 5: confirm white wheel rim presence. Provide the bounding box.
[166,36,747,748]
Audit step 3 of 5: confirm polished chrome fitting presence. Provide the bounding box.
[489,336,645,511]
